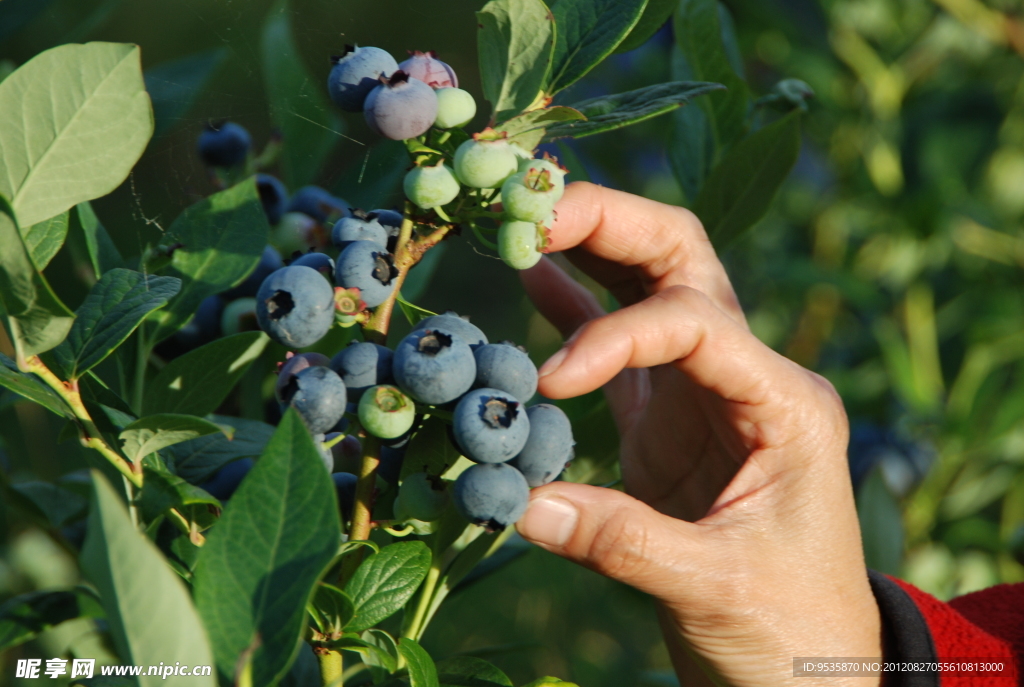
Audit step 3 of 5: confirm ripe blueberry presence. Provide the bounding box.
[453,130,519,189]
[279,366,347,434]
[373,208,404,252]
[255,265,336,348]
[433,88,476,129]
[473,342,538,403]
[335,241,399,309]
[333,472,358,521]
[287,186,349,224]
[359,385,416,439]
[201,458,254,501]
[453,388,531,464]
[412,311,488,349]
[174,294,224,349]
[332,211,388,250]
[327,45,399,112]
[396,472,448,522]
[452,462,530,531]
[198,120,251,168]
[330,341,394,401]
[288,251,335,282]
[364,71,439,141]
[398,50,458,88]
[378,445,405,484]
[256,174,289,225]
[313,433,335,473]
[404,162,460,210]
[275,352,331,403]
[511,404,574,487]
[393,327,476,405]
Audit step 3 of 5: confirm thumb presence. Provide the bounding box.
[516,482,703,602]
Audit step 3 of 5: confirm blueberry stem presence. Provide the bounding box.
[339,433,381,583]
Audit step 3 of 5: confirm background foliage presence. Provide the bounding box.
[1,0,1023,684]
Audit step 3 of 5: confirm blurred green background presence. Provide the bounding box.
[3,0,1024,684]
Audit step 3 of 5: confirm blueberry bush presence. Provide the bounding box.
[8,0,1021,684]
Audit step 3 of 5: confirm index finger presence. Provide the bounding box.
[548,182,745,324]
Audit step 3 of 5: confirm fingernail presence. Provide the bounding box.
[518,495,578,547]
[538,347,569,378]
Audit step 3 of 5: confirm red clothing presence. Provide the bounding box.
[872,571,1023,685]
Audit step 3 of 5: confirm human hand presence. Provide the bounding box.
[515,182,882,687]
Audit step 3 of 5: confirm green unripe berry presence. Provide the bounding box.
[272,211,320,255]
[358,384,416,439]
[501,168,559,222]
[453,130,518,189]
[518,156,567,201]
[397,472,449,522]
[220,297,259,335]
[498,220,545,270]
[433,88,477,129]
[404,162,461,209]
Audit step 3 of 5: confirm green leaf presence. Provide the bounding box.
[119,414,227,465]
[397,295,438,328]
[8,481,88,527]
[330,630,398,674]
[477,0,556,122]
[21,211,70,270]
[669,46,714,203]
[143,331,269,416]
[543,81,724,141]
[308,583,355,636]
[692,111,801,250]
[0,43,153,228]
[150,179,270,343]
[673,0,749,149]
[615,0,678,53]
[139,461,221,525]
[169,415,276,484]
[0,587,104,653]
[145,48,227,138]
[0,352,71,416]
[0,198,76,359]
[192,409,341,686]
[54,269,180,379]
[73,202,125,276]
[401,417,461,482]
[262,0,342,189]
[547,0,648,95]
[496,106,587,151]
[436,657,513,687]
[81,471,216,686]
[344,541,431,632]
[400,638,439,687]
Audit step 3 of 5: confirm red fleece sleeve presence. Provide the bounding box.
[888,576,1022,686]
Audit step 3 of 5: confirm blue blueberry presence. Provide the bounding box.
[174,294,224,348]
[198,121,251,168]
[331,341,394,401]
[256,174,288,225]
[511,404,574,487]
[378,445,405,484]
[332,212,388,250]
[333,472,358,521]
[289,251,335,282]
[201,458,253,501]
[256,265,336,348]
[224,245,284,300]
[275,352,331,403]
[335,241,398,309]
[373,209,404,252]
[279,366,347,434]
[364,72,439,141]
[452,463,530,531]
[328,45,399,112]
[473,342,538,403]
[313,433,335,473]
[393,327,476,405]
[412,311,487,349]
[453,388,531,464]
[287,186,349,224]
[330,434,363,474]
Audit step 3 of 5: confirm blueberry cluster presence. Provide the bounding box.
[264,309,574,531]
